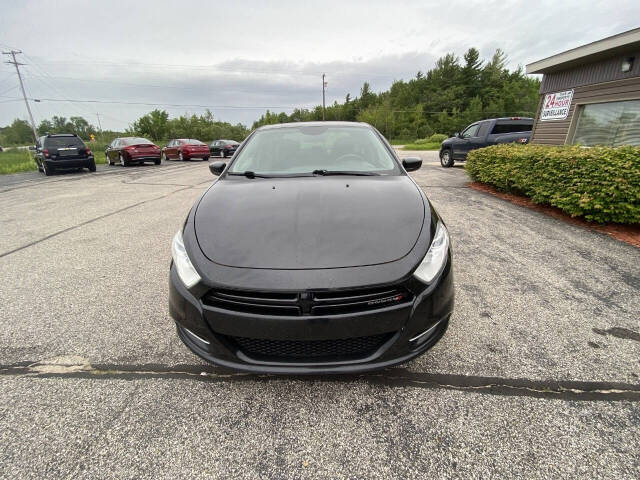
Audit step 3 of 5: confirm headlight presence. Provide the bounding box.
[413,220,450,284]
[171,230,201,288]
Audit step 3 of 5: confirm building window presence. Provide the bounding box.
[572,99,640,146]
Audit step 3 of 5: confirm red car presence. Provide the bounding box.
[162,139,210,162]
[105,137,161,166]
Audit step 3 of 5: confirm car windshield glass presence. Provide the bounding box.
[45,137,84,148]
[122,137,153,146]
[229,126,398,175]
[185,139,205,145]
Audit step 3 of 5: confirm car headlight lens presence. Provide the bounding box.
[171,230,201,288]
[413,220,450,284]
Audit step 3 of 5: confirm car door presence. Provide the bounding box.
[452,123,479,159]
[109,139,120,162]
[105,140,114,162]
[165,140,175,159]
[466,121,490,154]
[211,141,220,156]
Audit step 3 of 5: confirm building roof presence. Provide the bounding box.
[526,27,640,74]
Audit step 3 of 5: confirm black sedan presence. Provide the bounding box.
[169,122,454,373]
[209,139,239,157]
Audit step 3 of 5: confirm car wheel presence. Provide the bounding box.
[42,161,53,176]
[106,155,112,166]
[440,149,454,168]
[155,157,161,165]
[221,151,226,158]
[203,156,209,162]
[179,151,184,161]
[37,160,43,172]
[119,153,127,167]
[88,159,97,172]
[161,152,167,162]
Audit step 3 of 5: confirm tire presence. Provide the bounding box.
[155,157,161,165]
[119,153,128,167]
[106,155,112,166]
[42,161,53,176]
[88,159,96,172]
[161,152,167,162]
[440,149,454,168]
[179,151,184,161]
[37,160,43,172]
[203,156,209,162]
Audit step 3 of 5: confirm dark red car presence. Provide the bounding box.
[105,137,161,166]
[162,139,210,162]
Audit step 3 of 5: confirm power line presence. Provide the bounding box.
[18,96,311,110]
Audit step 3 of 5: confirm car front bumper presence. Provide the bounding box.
[169,256,454,374]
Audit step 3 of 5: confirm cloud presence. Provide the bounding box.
[1,0,638,130]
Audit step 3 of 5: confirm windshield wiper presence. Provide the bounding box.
[228,171,274,179]
[312,169,380,176]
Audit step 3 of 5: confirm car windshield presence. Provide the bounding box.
[122,137,153,146]
[185,139,205,145]
[45,137,85,148]
[229,125,398,175]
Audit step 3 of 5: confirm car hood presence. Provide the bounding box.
[194,175,426,270]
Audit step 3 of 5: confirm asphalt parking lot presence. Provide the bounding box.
[1,152,639,479]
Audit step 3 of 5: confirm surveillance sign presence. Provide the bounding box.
[540,89,574,121]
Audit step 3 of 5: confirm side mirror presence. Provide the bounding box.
[209,161,226,176]
[402,157,422,172]
[29,145,36,151]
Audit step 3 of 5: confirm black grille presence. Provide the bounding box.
[227,333,392,360]
[203,285,411,317]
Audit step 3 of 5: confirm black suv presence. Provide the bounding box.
[34,134,96,175]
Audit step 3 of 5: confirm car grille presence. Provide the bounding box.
[226,333,393,360]
[202,285,412,317]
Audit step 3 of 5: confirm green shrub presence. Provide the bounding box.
[403,142,442,151]
[465,144,640,224]
[427,133,448,143]
[413,133,447,145]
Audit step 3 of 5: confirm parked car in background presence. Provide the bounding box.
[210,139,239,157]
[34,133,96,176]
[105,137,161,167]
[162,139,210,162]
[170,121,453,373]
[439,117,533,167]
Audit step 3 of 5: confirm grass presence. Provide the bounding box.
[0,146,106,175]
[402,142,442,151]
[388,139,414,145]
[0,149,37,175]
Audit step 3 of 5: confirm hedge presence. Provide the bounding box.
[465,144,640,224]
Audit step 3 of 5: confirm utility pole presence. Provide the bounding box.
[322,74,327,121]
[2,50,38,141]
[96,112,103,141]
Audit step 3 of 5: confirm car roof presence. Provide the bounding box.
[482,117,534,122]
[256,121,372,131]
[46,133,77,137]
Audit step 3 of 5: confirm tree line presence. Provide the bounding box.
[253,48,541,139]
[0,110,249,146]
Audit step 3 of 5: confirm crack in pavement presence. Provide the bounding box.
[1,358,639,402]
[0,179,211,259]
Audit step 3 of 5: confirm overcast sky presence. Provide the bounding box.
[1,0,638,130]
